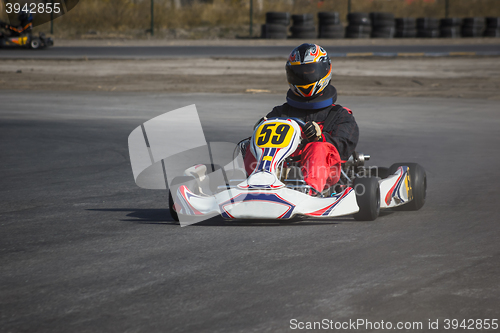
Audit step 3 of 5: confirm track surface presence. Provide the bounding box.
[1,44,500,59]
[1,91,499,332]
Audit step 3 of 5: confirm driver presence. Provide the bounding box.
[244,43,359,194]
[0,12,33,37]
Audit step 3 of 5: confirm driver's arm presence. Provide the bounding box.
[5,22,32,33]
[322,108,359,161]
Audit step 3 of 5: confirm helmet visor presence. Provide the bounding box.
[286,61,331,86]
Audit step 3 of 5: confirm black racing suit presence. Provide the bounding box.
[0,20,33,37]
[266,84,359,161]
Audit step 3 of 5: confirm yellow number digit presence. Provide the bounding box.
[255,122,294,148]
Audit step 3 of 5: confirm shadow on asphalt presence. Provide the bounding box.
[87,208,380,227]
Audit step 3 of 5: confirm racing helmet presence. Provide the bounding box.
[286,43,332,98]
[18,11,33,25]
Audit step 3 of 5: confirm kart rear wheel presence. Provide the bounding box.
[30,38,41,49]
[168,175,198,222]
[353,177,380,221]
[388,163,426,211]
[364,166,390,179]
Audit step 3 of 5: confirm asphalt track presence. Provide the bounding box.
[1,43,500,59]
[1,91,499,332]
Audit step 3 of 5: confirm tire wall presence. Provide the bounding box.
[253,0,500,28]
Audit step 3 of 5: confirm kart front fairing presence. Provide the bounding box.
[172,117,360,220]
[175,182,357,220]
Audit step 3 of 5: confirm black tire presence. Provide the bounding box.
[319,31,344,39]
[372,25,395,32]
[486,17,500,28]
[30,38,41,49]
[345,32,371,39]
[263,23,287,33]
[372,19,396,28]
[462,23,486,31]
[417,29,440,38]
[168,190,179,222]
[484,28,500,37]
[264,32,288,39]
[371,31,394,38]
[388,163,426,211]
[44,37,54,47]
[292,14,314,25]
[417,17,439,30]
[319,24,344,32]
[318,12,340,25]
[264,23,288,33]
[290,25,315,34]
[395,28,417,38]
[370,13,395,28]
[261,24,288,39]
[266,19,289,26]
[319,17,341,26]
[349,17,371,26]
[353,177,380,221]
[440,18,462,27]
[396,18,416,29]
[168,175,198,222]
[347,12,371,26]
[440,26,461,38]
[291,31,317,39]
[463,17,485,26]
[318,11,339,20]
[462,27,485,37]
[346,25,372,34]
[266,12,290,26]
[371,26,395,38]
[319,25,344,38]
[370,12,394,21]
[364,166,390,179]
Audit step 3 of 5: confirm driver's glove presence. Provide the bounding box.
[304,121,322,142]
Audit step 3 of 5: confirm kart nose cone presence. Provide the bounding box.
[238,171,285,190]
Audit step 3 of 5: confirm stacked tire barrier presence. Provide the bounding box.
[345,12,371,38]
[318,12,343,39]
[370,12,395,38]
[395,18,417,38]
[485,17,500,37]
[263,11,500,40]
[290,14,316,39]
[440,18,462,38]
[417,17,440,37]
[462,17,485,37]
[261,12,289,39]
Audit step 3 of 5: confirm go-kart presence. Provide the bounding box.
[168,117,426,223]
[0,32,53,49]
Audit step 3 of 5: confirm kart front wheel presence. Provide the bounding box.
[168,191,179,222]
[168,175,198,222]
[353,177,381,221]
[389,163,426,211]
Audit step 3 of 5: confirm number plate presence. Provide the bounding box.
[255,122,294,148]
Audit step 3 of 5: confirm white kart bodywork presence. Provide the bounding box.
[172,118,414,221]
[176,182,358,219]
[379,165,413,209]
